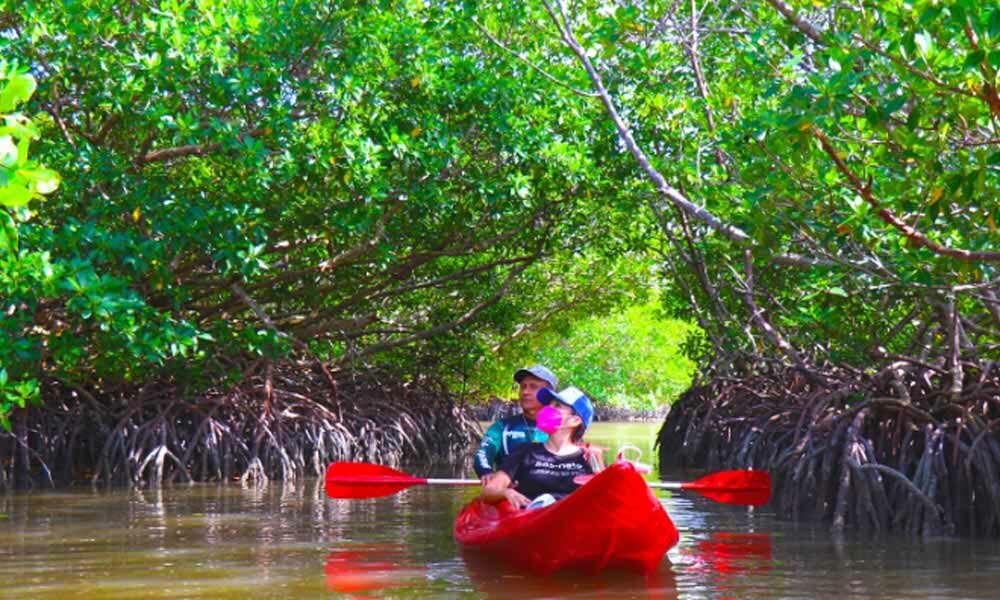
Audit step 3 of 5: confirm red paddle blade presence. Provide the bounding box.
[573,469,771,506]
[682,470,771,506]
[324,462,426,499]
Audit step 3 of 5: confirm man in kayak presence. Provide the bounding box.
[480,386,595,509]
[473,365,557,485]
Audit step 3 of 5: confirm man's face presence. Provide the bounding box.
[517,375,548,418]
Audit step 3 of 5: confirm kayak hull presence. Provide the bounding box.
[454,462,679,575]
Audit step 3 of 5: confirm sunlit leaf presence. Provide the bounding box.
[0,183,32,207]
[0,74,36,112]
[0,209,16,253]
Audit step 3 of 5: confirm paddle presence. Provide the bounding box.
[573,469,771,506]
[325,462,771,506]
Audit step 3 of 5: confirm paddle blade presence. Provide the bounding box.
[682,470,771,506]
[324,462,426,499]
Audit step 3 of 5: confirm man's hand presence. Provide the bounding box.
[482,471,511,488]
[480,471,517,506]
[481,470,528,509]
[480,472,502,486]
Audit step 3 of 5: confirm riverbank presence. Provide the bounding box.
[0,362,479,488]
[657,361,1000,537]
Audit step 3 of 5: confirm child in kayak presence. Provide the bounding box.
[480,386,595,510]
[473,365,557,485]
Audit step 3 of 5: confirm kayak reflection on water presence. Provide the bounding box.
[681,532,773,577]
[462,531,771,598]
[461,547,680,600]
[324,543,426,596]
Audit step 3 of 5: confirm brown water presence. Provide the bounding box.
[2,422,1000,598]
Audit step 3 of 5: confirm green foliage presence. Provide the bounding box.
[477,0,1000,369]
[470,301,697,412]
[5,0,996,431]
[0,69,58,212]
[0,63,61,428]
[1,1,659,416]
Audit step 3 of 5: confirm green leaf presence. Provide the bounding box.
[0,134,17,168]
[965,49,985,71]
[918,5,942,26]
[19,167,60,195]
[905,104,922,130]
[0,210,16,253]
[0,74,36,112]
[926,197,941,222]
[0,183,32,207]
[913,31,934,57]
[881,95,907,118]
[989,50,1000,71]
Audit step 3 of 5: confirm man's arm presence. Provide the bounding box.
[473,420,505,479]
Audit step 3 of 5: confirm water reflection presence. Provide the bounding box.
[456,530,772,598]
[461,549,679,599]
[324,543,426,596]
[684,532,772,575]
[5,423,1000,599]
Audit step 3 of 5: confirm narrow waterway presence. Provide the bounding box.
[2,422,1000,598]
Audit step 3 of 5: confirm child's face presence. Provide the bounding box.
[553,401,581,430]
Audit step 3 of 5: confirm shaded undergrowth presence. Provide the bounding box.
[1,362,479,488]
[657,360,1000,537]
[465,396,666,422]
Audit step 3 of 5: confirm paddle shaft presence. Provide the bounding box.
[571,478,732,491]
[425,478,481,485]
[428,479,729,491]
[331,476,683,488]
[355,478,686,489]
[430,480,724,491]
[325,462,770,505]
[363,477,684,488]
[649,482,682,490]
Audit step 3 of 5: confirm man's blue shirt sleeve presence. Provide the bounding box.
[473,419,505,477]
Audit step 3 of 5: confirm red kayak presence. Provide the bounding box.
[454,462,679,575]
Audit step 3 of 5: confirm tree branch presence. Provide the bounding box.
[229,283,340,399]
[137,127,265,165]
[765,0,824,44]
[739,249,808,368]
[338,247,540,363]
[540,0,750,244]
[814,127,1000,262]
[470,18,599,98]
[317,198,405,272]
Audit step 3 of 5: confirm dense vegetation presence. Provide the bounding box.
[0,64,61,429]
[469,302,697,413]
[2,0,1000,535]
[1,2,655,428]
